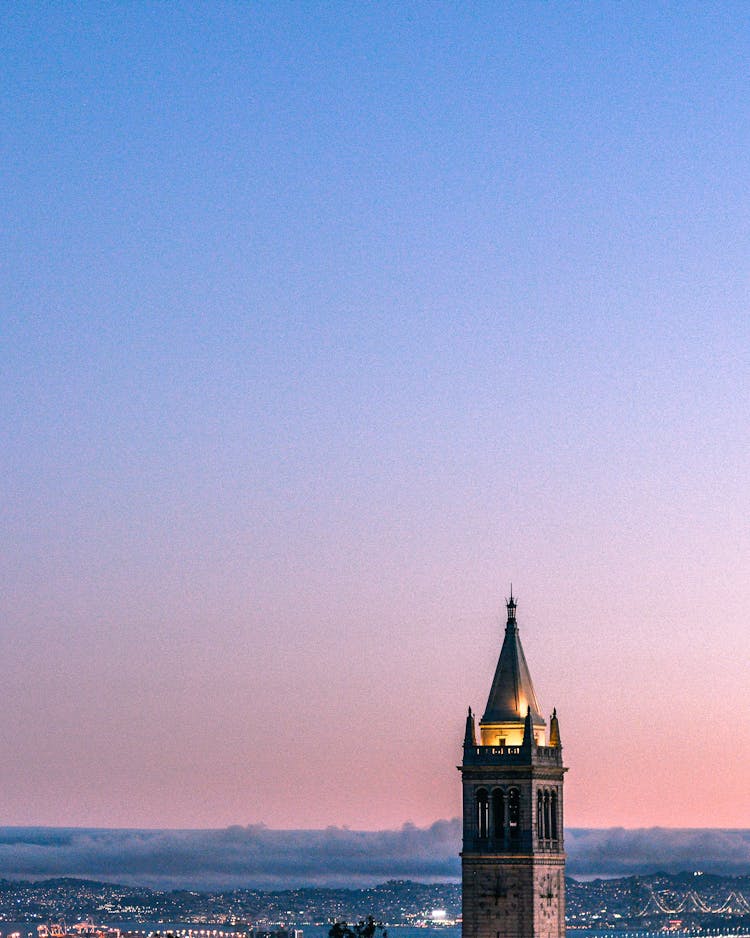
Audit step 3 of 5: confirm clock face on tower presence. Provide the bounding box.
[475,869,519,916]
[538,871,558,921]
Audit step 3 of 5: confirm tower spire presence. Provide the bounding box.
[482,591,543,729]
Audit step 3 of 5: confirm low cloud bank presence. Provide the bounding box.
[0,822,460,890]
[567,828,750,878]
[0,824,749,890]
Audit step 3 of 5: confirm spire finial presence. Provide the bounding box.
[464,706,477,747]
[506,586,517,622]
[521,702,534,749]
[549,707,561,748]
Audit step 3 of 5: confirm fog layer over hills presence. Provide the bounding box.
[0,825,748,889]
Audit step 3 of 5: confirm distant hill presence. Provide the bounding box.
[1,872,750,928]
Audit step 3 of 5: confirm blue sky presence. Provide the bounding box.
[3,3,750,829]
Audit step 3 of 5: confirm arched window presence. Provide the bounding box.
[476,788,489,839]
[537,789,544,841]
[551,789,558,840]
[508,787,520,842]
[492,788,505,839]
[543,789,551,840]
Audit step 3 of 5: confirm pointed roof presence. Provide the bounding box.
[481,593,546,727]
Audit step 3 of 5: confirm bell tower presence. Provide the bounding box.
[460,592,566,938]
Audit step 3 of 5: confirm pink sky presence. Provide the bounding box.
[4,5,750,832]
[3,556,748,829]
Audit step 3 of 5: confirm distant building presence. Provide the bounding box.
[460,592,566,938]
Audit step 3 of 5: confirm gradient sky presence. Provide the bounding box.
[3,3,750,832]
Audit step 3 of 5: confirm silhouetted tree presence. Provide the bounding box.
[329,917,387,938]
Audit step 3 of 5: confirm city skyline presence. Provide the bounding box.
[4,3,750,832]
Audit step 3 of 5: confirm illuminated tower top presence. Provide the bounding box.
[479,591,547,746]
[460,590,566,938]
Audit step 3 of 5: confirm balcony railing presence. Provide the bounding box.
[462,743,563,766]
